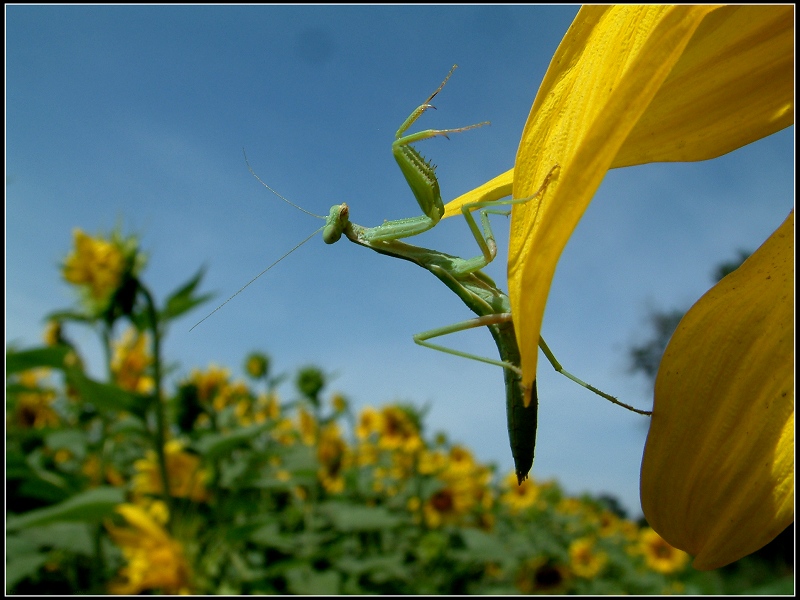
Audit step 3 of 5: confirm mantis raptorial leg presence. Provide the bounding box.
[221,65,651,484]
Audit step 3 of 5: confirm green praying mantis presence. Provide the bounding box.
[198,65,651,485]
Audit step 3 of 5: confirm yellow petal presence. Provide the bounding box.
[509,5,717,393]
[446,5,792,223]
[442,168,513,219]
[614,5,794,167]
[640,211,794,570]
[115,504,170,542]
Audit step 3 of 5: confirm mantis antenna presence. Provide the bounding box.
[190,152,327,331]
[190,225,323,331]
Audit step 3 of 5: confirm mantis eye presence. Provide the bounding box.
[322,203,349,244]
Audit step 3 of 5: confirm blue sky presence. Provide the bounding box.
[7,6,794,516]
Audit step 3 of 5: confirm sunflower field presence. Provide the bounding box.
[6,226,792,595]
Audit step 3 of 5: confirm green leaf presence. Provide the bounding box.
[44,429,88,458]
[335,554,409,582]
[45,309,95,324]
[193,421,273,460]
[17,475,71,504]
[740,576,796,596]
[5,550,49,593]
[285,565,341,595]
[66,370,146,415]
[161,266,214,322]
[106,413,148,438]
[20,522,95,555]
[6,346,71,374]
[320,502,405,532]
[249,522,297,553]
[457,527,508,561]
[7,486,124,530]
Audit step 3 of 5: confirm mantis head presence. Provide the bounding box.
[323,203,349,244]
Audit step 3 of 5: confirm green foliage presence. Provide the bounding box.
[7,226,791,595]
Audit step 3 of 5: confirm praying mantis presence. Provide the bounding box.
[203,65,651,484]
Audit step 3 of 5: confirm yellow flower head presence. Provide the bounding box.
[317,423,350,493]
[500,471,540,514]
[355,406,383,440]
[188,364,231,405]
[377,406,422,453]
[637,527,690,575]
[445,445,475,475]
[417,448,447,476]
[253,392,281,422]
[132,440,209,503]
[423,486,467,528]
[569,537,608,579]
[10,369,59,429]
[62,227,143,314]
[111,327,154,394]
[515,557,570,595]
[106,503,192,595]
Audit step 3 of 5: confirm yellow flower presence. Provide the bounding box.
[377,406,423,453]
[317,423,350,493]
[297,406,317,445]
[637,527,690,575]
[111,327,154,394]
[444,5,793,570]
[355,406,383,440]
[62,229,126,304]
[213,379,250,413]
[106,503,192,595]
[271,417,297,445]
[188,364,230,404]
[423,487,466,528]
[515,558,570,595]
[248,392,281,424]
[500,471,540,514]
[417,448,447,475]
[446,445,476,475]
[10,369,59,429]
[569,537,608,579]
[81,453,124,487]
[556,497,583,516]
[132,440,209,502]
[61,227,143,317]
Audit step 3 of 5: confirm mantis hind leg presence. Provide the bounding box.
[412,313,522,374]
[538,337,652,416]
[412,312,537,484]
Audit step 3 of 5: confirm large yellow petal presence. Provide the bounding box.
[444,6,793,218]
[508,5,717,396]
[614,5,794,167]
[640,211,794,570]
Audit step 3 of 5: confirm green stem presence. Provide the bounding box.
[139,283,175,526]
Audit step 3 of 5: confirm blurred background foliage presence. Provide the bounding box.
[6,226,793,594]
